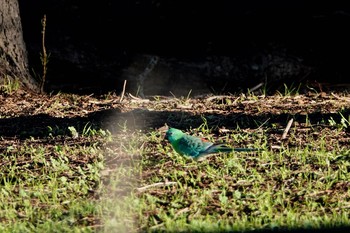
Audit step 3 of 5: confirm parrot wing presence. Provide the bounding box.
[176,134,213,158]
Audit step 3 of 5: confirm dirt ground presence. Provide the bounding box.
[1,88,350,152]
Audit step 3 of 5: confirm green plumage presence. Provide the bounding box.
[165,128,257,160]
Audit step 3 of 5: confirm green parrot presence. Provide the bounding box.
[165,128,257,160]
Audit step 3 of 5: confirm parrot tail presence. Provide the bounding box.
[205,144,258,154]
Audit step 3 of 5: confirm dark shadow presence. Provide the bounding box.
[18,1,350,94]
[1,107,350,138]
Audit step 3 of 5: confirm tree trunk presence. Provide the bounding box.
[0,0,39,92]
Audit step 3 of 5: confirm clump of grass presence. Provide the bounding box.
[0,75,20,94]
[277,83,302,97]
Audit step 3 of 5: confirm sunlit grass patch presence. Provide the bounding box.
[0,134,106,232]
[136,124,350,232]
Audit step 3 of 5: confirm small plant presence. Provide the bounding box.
[328,116,337,127]
[277,83,302,96]
[81,122,111,138]
[40,14,49,93]
[82,122,94,136]
[0,75,20,94]
[197,115,210,134]
[329,112,350,130]
[339,112,350,128]
[68,126,79,138]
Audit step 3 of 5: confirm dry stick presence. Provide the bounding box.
[331,92,341,99]
[119,79,127,103]
[281,118,294,140]
[136,181,177,192]
[249,82,264,92]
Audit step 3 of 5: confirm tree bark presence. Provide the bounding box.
[0,0,39,92]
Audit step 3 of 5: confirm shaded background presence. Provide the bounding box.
[18,0,350,95]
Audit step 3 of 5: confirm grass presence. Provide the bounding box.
[0,137,105,232]
[1,89,350,232]
[134,126,350,232]
[0,75,20,94]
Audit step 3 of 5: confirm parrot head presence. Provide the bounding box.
[165,128,184,143]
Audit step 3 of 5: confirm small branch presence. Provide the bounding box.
[119,80,127,103]
[136,181,177,192]
[281,118,294,140]
[271,145,283,150]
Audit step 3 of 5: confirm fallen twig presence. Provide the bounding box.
[128,93,150,102]
[270,145,283,150]
[248,82,264,92]
[136,181,177,192]
[281,118,294,140]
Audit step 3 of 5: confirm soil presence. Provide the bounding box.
[1,89,350,151]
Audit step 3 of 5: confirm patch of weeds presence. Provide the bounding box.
[277,83,302,97]
[197,115,211,134]
[82,122,111,138]
[328,112,350,131]
[0,135,106,232]
[0,75,20,94]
